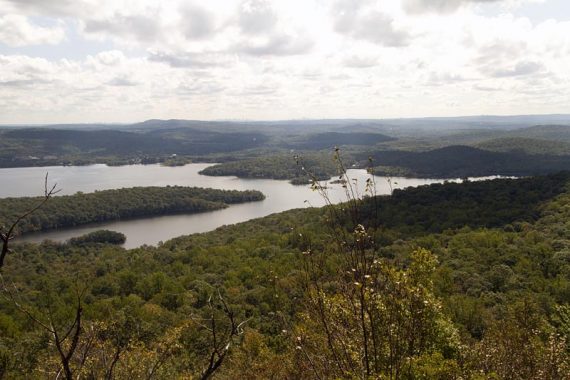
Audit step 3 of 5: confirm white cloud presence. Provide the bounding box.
[343,55,379,68]
[332,0,411,46]
[147,51,233,68]
[403,0,499,14]
[0,0,94,17]
[0,0,568,122]
[402,0,545,14]
[0,15,65,46]
[93,50,126,66]
[180,5,218,40]
[490,61,545,77]
[235,33,314,56]
[238,0,278,35]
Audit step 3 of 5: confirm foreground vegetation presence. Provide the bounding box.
[0,187,264,234]
[1,170,570,378]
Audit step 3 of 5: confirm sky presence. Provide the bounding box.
[0,0,568,124]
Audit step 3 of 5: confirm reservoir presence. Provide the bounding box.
[1,163,480,248]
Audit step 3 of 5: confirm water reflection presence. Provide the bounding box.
[0,164,486,248]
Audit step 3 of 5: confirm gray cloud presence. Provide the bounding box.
[343,55,379,68]
[107,76,138,87]
[426,72,468,86]
[491,61,544,77]
[178,80,225,95]
[475,41,527,66]
[84,14,161,42]
[235,34,313,56]
[0,79,37,87]
[238,84,277,95]
[238,0,277,35]
[0,77,51,87]
[148,51,230,68]
[473,84,502,91]
[180,5,217,39]
[474,41,547,79]
[0,0,86,16]
[333,1,410,47]
[403,0,501,14]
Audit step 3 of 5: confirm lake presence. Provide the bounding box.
[0,163,481,248]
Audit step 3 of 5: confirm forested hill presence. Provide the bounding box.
[285,132,395,150]
[510,124,570,141]
[367,145,570,178]
[199,153,342,184]
[0,186,264,234]
[358,172,570,234]
[475,137,570,156]
[0,128,267,167]
[3,173,570,377]
[199,145,570,183]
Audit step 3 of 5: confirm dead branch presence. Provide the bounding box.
[199,291,248,380]
[0,173,60,268]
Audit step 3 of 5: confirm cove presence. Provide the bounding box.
[0,163,491,248]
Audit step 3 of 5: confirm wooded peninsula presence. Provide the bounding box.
[0,186,264,234]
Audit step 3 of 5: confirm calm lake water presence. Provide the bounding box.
[0,163,482,248]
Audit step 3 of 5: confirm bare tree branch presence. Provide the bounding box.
[0,173,60,269]
[199,291,249,380]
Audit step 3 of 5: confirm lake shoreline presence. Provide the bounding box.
[3,163,493,248]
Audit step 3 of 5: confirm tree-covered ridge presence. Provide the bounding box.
[68,230,127,246]
[1,122,569,182]
[0,186,265,234]
[2,174,570,378]
[200,144,570,183]
[199,153,346,184]
[366,145,570,178]
[510,124,570,141]
[284,132,395,150]
[0,128,268,167]
[358,172,570,234]
[475,137,570,156]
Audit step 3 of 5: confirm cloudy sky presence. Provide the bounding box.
[0,0,568,123]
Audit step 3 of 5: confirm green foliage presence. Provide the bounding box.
[2,173,570,378]
[286,132,395,150]
[0,128,268,167]
[0,186,264,234]
[68,230,126,246]
[359,172,569,234]
[511,125,570,142]
[200,152,345,184]
[298,247,460,379]
[476,137,570,156]
[366,146,570,178]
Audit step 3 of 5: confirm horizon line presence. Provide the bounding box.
[1,112,570,127]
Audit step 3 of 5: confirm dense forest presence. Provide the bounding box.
[68,230,127,246]
[475,137,570,156]
[365,145,570,178]
[0,187,264,234]
[2,172,570,378]
[199,153,346,184]
[199,145,570,182]
[284,132,395,150]
[0,128,267,167]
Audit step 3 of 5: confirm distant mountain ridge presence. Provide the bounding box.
[2,114,569,134]
[475,137,570,156]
